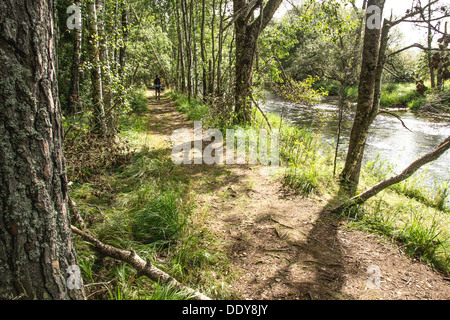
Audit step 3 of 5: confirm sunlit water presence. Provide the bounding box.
[262,92,450,193]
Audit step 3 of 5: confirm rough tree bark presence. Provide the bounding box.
[0,0,85,300]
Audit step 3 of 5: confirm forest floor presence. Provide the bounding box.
[145,92,450,300]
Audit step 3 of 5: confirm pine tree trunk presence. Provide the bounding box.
[0,0,84,300]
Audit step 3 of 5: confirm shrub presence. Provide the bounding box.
[127,88,148,114]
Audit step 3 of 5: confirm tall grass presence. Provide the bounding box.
[70,98,232,300]
[346,198,450,274]
[380,87,420,108]
[125,87,149,114]
[131,192,187,246]
[364,155,449,211]
[342,83,424,109]
[170,92,210,122]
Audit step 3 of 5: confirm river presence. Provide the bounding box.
[262,92,450,193]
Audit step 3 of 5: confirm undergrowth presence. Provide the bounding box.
[67,90,234,300]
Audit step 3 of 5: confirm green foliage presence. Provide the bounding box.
[171,92,212,123]
[126,88,149,114]
[400,211,447,262]
[131,192,187,246]
[128,21,173,87]
[380,83,420,107]
[275,76,329,105]
[365,155,449,211]
[275,115,335,196]
[348,200,450,273]
[345,83,428,109]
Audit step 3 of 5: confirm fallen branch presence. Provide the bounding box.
[68,198,210,300]
[71,226,211,300]
[68,196,89,232]
[331,135,450,214]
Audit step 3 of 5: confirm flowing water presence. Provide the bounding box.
[262,92,450,193]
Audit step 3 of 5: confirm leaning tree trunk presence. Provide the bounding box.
[333,135,450,213]
[0,0,85,300]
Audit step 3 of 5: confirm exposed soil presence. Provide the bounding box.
[146,92,450,300]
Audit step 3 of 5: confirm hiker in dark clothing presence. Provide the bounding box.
[154,75,162,100]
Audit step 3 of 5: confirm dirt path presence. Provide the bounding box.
[146,93,450,300]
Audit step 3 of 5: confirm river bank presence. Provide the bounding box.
[317,82,450,118]
[169,90,450,297]
[262,91,450,199]
[66,90,450,300]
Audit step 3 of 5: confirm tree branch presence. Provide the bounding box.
[378,110,413,132]
[223,0,260,31]
[331,135,450,213]
[252,0,283,31]
[68,197,211,300]
[388,43,441,58]
[71,226,212,300]
[389,0,440,27]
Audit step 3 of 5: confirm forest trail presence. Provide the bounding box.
[146,92,450,300]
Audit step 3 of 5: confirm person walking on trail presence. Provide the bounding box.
[154,75,162,100]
